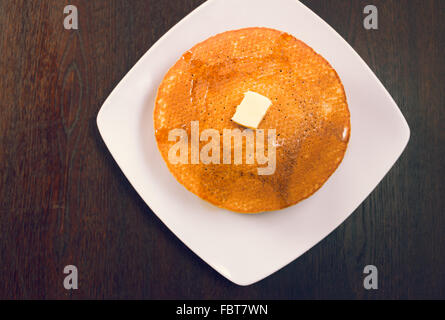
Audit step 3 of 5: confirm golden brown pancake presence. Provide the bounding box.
[154,27,350,213]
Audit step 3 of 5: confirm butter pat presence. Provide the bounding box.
[231,91,272,129]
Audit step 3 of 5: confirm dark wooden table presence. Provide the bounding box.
[0,0,443,299]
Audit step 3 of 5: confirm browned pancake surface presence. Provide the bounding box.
[154,27,350,213]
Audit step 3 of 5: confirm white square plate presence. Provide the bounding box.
[97,0,410,285]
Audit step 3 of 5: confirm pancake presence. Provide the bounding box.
[154,27,350,213]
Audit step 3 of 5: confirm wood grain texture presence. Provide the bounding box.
[0,0,443,299]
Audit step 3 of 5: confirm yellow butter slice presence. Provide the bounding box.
[231,91,272,129]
